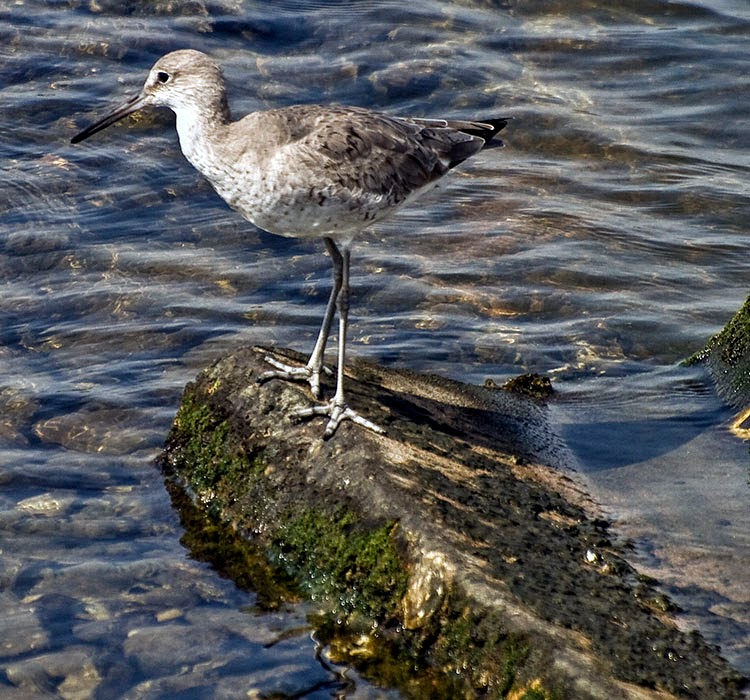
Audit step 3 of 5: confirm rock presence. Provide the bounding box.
[0,593,48,656]
[5,647,101,699]
[33,406,160,455]
[686,293,750,407]
[159,346,747,699]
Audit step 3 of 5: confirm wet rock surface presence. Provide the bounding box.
[687,294,750,438]
[159,346,747,699]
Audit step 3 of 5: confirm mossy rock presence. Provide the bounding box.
[686,294,750,407]
[159,346,747,700]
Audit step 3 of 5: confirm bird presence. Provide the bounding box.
[71,49,508,439]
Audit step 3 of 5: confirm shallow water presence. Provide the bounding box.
[1,0,749,696]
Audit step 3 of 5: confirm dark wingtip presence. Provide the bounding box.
[477,117,511,142]
[459,117,511,146]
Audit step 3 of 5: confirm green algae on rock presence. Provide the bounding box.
[159,346,747,700]
[686,294,750,408]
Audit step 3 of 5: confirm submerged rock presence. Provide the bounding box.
[159,346,746,700]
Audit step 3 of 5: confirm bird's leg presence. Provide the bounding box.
[259,237,341,398]
[293,243,385,439]
[304,238,342,395]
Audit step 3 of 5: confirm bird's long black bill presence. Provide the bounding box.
[71,92,147,144]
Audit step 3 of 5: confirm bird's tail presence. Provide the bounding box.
[454,117,510,147]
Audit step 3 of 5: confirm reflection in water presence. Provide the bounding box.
[0,0,748,694]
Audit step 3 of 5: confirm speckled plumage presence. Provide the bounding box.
[71,49,508,438]
[212,104,488,238]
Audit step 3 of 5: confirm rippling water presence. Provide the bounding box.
[1,0,748,696]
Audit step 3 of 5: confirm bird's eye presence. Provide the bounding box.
[156,71,171,84]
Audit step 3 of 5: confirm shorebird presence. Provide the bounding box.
[71,49,507,439]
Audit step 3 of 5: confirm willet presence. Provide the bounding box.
[71,49,507,439]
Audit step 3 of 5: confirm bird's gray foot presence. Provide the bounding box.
[293,400,386,440]
[258,355,330,398]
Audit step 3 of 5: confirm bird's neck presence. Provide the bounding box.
[173,103,229,181]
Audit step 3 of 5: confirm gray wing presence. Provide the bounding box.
[275,105,487,203]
